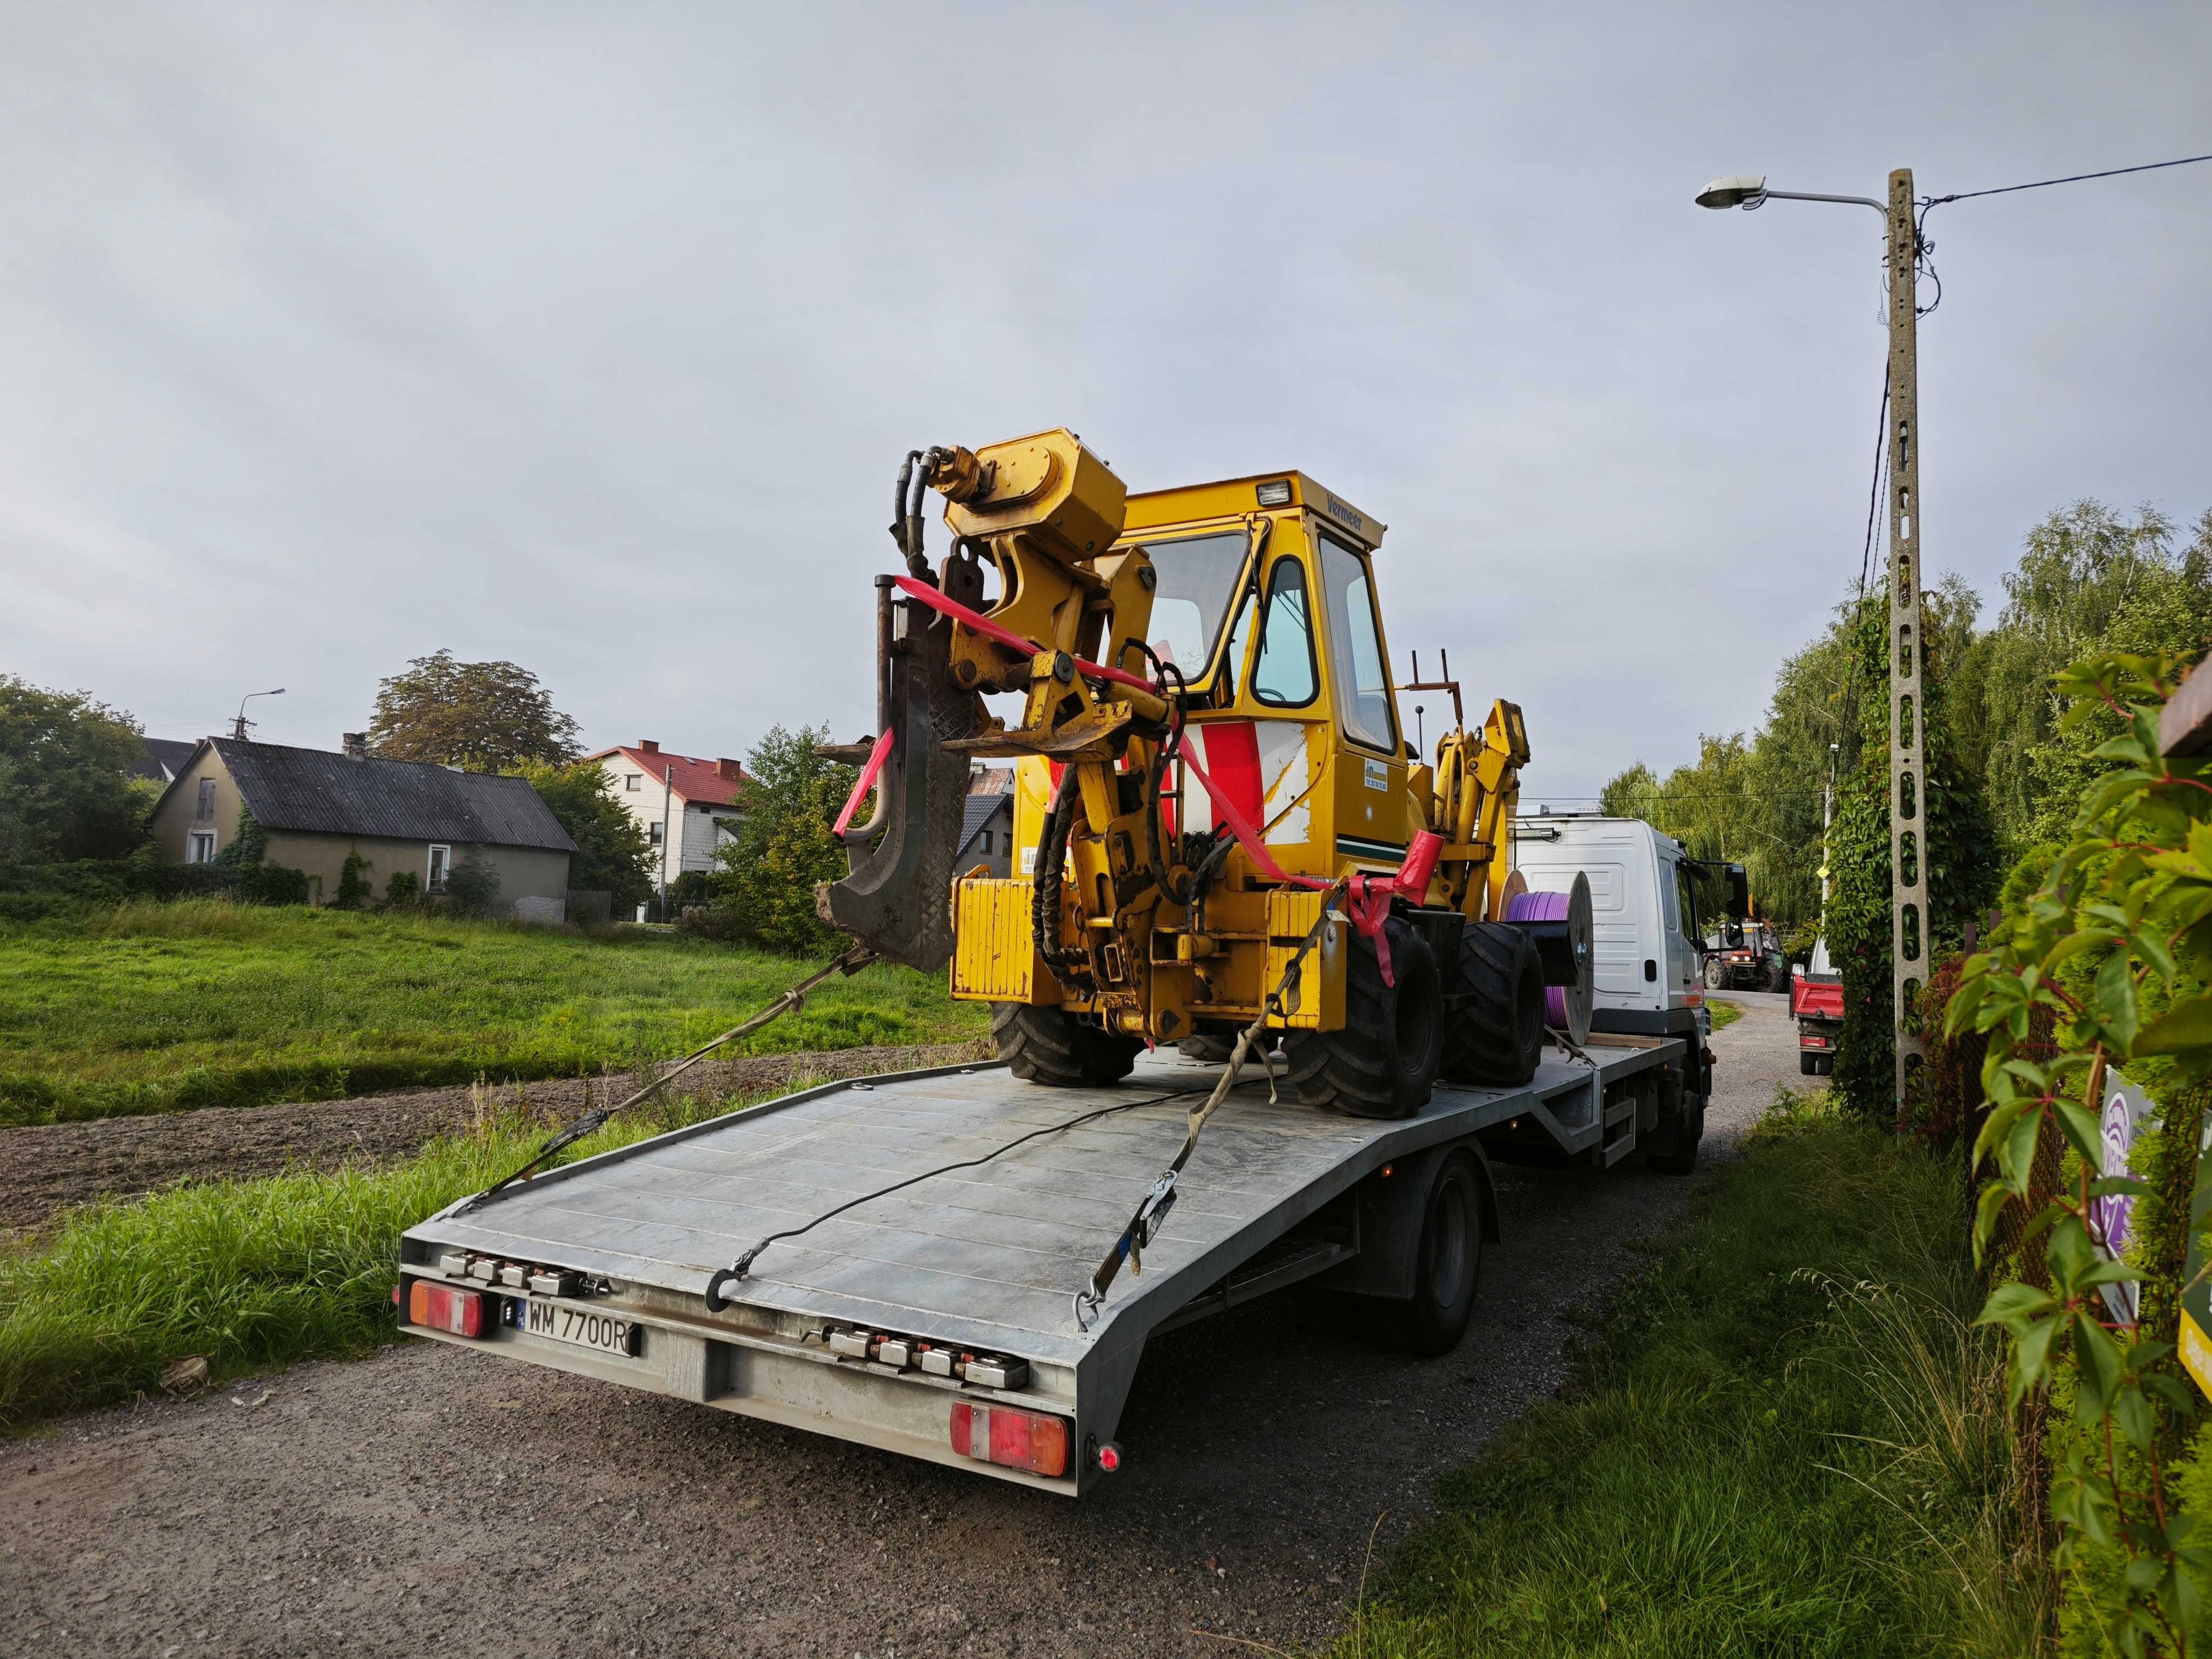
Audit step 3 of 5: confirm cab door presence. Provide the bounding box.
[1312,527,1405,868]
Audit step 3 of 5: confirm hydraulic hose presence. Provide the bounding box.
[1032,763,1081,982]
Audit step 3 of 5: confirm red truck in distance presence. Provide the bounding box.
[1790,940,1843,1076]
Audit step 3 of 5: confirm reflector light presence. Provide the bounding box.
[949,1402,1070,1476]
[1095,1440,1123,1473]
[407,1280,489,1338]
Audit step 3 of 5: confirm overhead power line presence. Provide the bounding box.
[1923,151,2212,207]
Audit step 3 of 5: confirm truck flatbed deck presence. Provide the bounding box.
[398,1036,1684,1495]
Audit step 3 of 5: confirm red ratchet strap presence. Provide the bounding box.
[832,727,895,836]
[891,576,1156,695]
[1179,752,1445,990]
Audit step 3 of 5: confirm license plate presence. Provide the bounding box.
[522,1299,642,1358]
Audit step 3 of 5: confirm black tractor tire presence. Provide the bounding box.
[1440,922,1546,1089]
[1644,1092,1705,1176]
[1703,956,1725,990]
[1764,957,1789,993]
[1283,916,1442,1119]
[991,1003,1142,1087]
[1363,1151,1483,1357]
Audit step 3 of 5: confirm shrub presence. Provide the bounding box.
[441,855,502,918]
[333,851,373,910]
[709,724,855,955]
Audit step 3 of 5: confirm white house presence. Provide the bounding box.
[582,739,748,891]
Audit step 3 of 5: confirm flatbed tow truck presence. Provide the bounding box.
[396,436,1717,1493]
[397,1033,1686,1495]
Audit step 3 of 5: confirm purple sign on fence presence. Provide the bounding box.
[2090,1068,2160,1326]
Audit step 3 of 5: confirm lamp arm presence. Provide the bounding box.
[1759,189,1887,216]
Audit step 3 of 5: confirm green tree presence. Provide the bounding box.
[367,650,581,772]
[712,724,856,954]
[0,677,150,862]
[518,761,655,909]
[1959,502,2212,851]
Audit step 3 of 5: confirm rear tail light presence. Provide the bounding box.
[407,1280,490,1338]
[949,1402,1070,1477]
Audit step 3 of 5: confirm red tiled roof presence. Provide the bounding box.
[585,743,748,807]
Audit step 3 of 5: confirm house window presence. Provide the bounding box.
[187,831,217,864]
[427,844,452,891]
[195,778,217,823]
[625,774,642,791]
[649,822,664,846]
[979,831,992,854]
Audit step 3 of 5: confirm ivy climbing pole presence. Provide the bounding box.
[1885,166,1930,1120]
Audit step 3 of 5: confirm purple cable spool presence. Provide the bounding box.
[1505,871,1594,1044]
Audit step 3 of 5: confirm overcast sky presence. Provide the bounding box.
[4,4,2208,802]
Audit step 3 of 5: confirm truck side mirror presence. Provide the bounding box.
[1726,864,1750,921]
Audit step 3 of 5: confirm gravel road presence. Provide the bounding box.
[1,995,1797,1658]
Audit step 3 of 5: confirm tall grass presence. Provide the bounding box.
[1329,1089,2049,1659]
[0,1076,814,1428]
[0,900,986,1123]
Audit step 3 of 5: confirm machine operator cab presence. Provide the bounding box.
[1011,469,1411,885]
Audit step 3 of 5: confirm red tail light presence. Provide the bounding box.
[949,1402,1070,1477]
[407,1280,490,1338]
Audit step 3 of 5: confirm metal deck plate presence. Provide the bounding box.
[407,1048,1626,1367]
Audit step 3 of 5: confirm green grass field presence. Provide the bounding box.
[0,1079,812,1428]
[1327,1090,2045,1659]
[0,902,989,1125]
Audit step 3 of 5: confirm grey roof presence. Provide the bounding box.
[196,738,577,853]
[959,792,1010,851]
[130,737,201,784]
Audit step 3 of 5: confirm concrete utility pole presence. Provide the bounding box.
[1696,164,1929,1116]
[1885,167,1928,1117]
[1822,741,1839,908]
[658,764,676,912]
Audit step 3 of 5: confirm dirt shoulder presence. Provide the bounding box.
[0,1001,1797,1658]
[1,1041,992,1236]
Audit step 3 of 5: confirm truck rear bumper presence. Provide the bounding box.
[398,1274,1094,1494]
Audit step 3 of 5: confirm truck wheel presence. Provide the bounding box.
[1366,1151,1482,1356]
[1440,923,1545,1088]
[991,1004,1141,1087]
[1284,916,1442,1119]
[1177,1034,1238,1063]
[1643,1094,1704,1176]
[1799,1051,1818,1076]
[1815,1055,1833,1077]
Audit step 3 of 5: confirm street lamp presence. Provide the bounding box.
[1694,173,1886,217]
[233,687,285,740]
[1696,166,1929,1120]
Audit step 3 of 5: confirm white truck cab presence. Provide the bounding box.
[1513,812,1715,1085]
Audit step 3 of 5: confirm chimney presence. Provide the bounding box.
[342,733,368,759]
[717,758,743,782]
[639,739,659,754]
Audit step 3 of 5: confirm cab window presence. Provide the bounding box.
[1317,534,1397,751]
[1139,531,1250,682]
[1250,558,1317,706]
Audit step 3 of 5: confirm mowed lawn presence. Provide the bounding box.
[0,902,990,1124]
